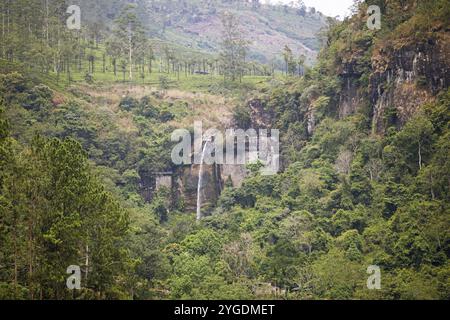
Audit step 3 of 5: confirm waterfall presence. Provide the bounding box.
[196,140,210,221]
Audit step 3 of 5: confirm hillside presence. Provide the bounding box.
[74,0,328,66]
[0,0,449,301]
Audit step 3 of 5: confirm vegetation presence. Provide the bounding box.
[0,0,448,300]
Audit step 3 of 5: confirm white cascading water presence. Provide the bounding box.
[196,140,210,221]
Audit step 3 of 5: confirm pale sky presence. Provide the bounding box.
[269,0,354,18]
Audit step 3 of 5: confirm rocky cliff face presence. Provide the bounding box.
[176,161,247,213]
[335,31,449,134]
[337,52,368,119]
[369,33,449,133]
[247,98,275,129]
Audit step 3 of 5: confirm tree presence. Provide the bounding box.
[310,248,363,299]
[282,45,295,76]
[147,42,155,74]
[113,5,146,81]
[279,211,317,254]
[221,233,255,279]
[106,36,123,77]
[158,75,169,92]
[391,114,434,174]
[0,132,131,299]
[219,12,249,82]
[297,54,306,76]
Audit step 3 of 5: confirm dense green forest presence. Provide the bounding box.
[0,0,449,300]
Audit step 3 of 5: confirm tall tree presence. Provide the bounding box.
[113,4,146,81]
[219,12,249,82]
[282,45,295,76]
[297,54,306,76]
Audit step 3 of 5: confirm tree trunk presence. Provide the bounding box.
[128,33,133,81]
[28,199,35,299]
[13,213,18,295]
[418,141,422,170]
[430,172,435,200]
[45,0,49,43]
[85,244,89,287]
[1,1,5,58]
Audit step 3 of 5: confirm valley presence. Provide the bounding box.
[0,0,449,301]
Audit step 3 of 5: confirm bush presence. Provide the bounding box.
[22,84,53,111]
[119,96,139,111]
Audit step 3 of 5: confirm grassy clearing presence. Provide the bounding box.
[2,44,274,95]
[61,68,272,94]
